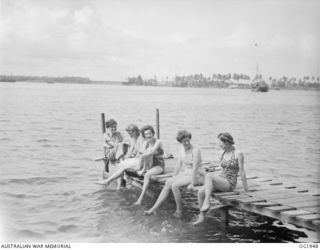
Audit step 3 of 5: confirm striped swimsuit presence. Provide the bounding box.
[220,150,239,191]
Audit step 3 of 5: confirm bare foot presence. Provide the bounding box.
[200,203,210,212]
[173,210,182,218]
[144,210,156,216]
[191,214,205,225]
[97,180,110,186]
[133,200,142,206]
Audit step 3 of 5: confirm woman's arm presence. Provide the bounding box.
[104,133,116,148]
[238,151,249,191]
[173,150,183,176]
[140,140,162,158]
[191,147,201,185]
[124,142,134,159]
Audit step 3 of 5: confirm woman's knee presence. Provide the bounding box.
[165,178,174,187]
[144,171,153,179]
[119,165,127,171]
[211,175,220,184]
[198,186,205,196]
[205,173,213,182]
[171,182,180,192]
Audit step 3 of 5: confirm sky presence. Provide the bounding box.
[0,0,319,81]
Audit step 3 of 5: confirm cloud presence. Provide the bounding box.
[0,0,319,80]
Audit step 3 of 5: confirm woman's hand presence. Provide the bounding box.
[187,183,195,190]
[137,170,145,176]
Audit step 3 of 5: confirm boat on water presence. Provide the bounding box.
[251,80,269,92]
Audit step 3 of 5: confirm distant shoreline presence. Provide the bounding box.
[1,80,320,91]
[1,74,319,91]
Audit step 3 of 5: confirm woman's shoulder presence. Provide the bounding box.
[155,138,163,146]
[234,149,244,157]
[192,146,201,154]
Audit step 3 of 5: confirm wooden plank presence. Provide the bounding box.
[265,206,296,213]
[312,220,320,226]
[221,195,250,201]
[214,191,239,197]
[295,214,320,222]
[286,199,319,208]
[299,206,320,213]
[237,197,267,204]
[255,192,313,200]
[245,176,258,180]
[258,179,273,182]
[215,198,318,231]
[280,210,314,219]
[246,184,297,192]
[152,173,173,179]
[251,202,280,208]
[269,195,319,204]
[254,189,305,196]
[252,189,303,196]
[237,175,258,180]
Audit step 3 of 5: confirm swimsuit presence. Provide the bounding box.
[146,140,165,169]
[220,150,239,191]
[180,147,204,182]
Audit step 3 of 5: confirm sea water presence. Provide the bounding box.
[0,82,319,242]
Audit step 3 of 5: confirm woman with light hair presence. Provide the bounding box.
[99,124,143,188]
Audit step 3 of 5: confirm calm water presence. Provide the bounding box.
[0,82,319,242]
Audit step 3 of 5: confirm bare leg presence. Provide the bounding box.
[200,174,231,212]
[135,166,163,205]
[200,173,214,212]
[171,175,191,217]
[144,178,175,214]
[198,185,206,209]
[100,158,139,185]
[192,186,206,225]
[99,166,127,185]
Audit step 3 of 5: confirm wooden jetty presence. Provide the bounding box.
[125,158,320,233]
[98,109,319,234]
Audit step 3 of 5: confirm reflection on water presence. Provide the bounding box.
[0,82,319,242]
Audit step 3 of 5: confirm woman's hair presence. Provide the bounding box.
[140,125,155,138]
[176,130,192,143]
[105,119,117,128]
[218,132,235,145]
[125,124,140,136]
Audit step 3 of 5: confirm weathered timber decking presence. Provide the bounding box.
[125,158,320,232]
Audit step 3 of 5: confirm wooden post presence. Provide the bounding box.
[156,108,160,139]
[101,113,109,173]
[101,113,106,134]
[220,207,229,234]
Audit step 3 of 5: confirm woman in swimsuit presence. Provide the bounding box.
[193,132,248,225]
[144,130,205,218]
[99,124,142,187]
[134,125,165,205]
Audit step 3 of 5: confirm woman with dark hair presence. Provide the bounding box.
[144,130,205,218]
[104,119,125,163]
[99,124,143,187]
[192,132,248,225]
[134,125,165,205]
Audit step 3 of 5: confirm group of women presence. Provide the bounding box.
[99,119,249,224]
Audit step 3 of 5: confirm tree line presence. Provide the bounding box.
[125,73,320,90]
